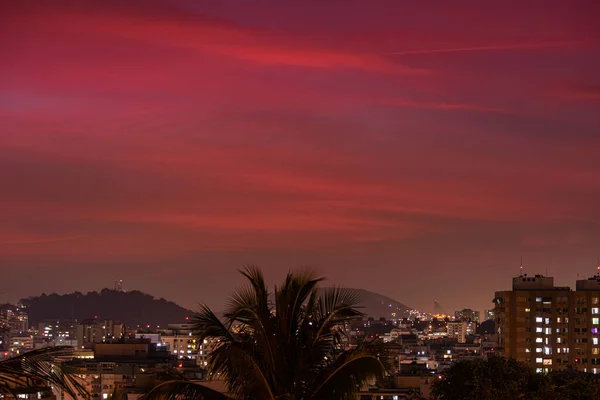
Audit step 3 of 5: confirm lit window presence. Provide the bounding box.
[536,297,542,302]
[595,338,599,345]
[536,338,543,343]
[543,359,552,365]
[536,358,543,363]
[536,317,543,323]
[525,308,531,312]
[536,348,543,353]
[594,318,600,325]
[536,327,543,333]
[593,308,600,315]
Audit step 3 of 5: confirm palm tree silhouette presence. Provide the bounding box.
[144,266,387,400]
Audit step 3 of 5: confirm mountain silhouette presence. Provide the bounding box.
[21,287,413,328]
[20,289,193,328]
[348,288,413,319]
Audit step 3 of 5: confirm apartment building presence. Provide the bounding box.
[494,273,600,373]
[447,321,468,344]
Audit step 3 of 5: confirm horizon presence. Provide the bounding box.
[1,1,599,317]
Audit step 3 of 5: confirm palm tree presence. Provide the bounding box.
[0,346,88,398]
[144,266,387,400]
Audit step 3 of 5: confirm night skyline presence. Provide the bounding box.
[1,1,599,315]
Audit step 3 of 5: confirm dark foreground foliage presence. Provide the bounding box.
[432,356,600,400]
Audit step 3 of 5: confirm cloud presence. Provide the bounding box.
[0,234,82,245]
[386,41,590,56]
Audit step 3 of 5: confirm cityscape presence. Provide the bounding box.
[4,266,600,399]
[2,1,599,400]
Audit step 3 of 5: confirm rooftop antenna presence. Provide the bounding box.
[520,256,524,276]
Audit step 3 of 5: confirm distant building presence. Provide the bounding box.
[77,319,105,348]
[455,308,480,323]
[447,321,468,343]
[484,309,494,321]
[494,271,600,373]
[76,319,124,348]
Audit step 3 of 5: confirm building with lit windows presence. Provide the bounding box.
[455,309,480,323]
[484,309,494,321]
[447,321,468,343]
[494,272,600,373]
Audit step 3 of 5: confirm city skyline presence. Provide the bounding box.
[1,1,599,315]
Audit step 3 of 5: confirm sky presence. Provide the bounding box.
[1,1,599,316]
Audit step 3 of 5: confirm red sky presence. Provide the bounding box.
[1,1,599,316]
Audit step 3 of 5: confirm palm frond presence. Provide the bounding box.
[193,304,235,342]
[0,346,89,399]
[142,380,230,400]
[309,341,386,400]
[313,287,363,345]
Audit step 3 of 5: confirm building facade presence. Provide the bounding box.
[455,309,481,323]
[495,273,600,373]
[447,321,468,343]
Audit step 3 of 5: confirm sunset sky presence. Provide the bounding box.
[1,1,599,315]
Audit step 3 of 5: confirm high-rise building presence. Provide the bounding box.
[494,272,600,373]
[484,309,494,321]
[455,309,480,323]
[447,321,468,343]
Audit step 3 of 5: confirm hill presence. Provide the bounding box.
[346,288,413,319]
[20,287,414,328]
[20,289,193,328]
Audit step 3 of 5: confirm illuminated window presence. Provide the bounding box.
[536,327,543,333]
[593,308,600,315]
[536,358,543,363]
[536,338,543,343]
[536,317,543,323]
[594,318,600,325]
[543,359,552,365]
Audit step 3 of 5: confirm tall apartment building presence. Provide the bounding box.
[494,273,600,373]
[447,321,468,343]
[455,309,481,323]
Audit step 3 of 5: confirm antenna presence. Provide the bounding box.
[520,256,524,276]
